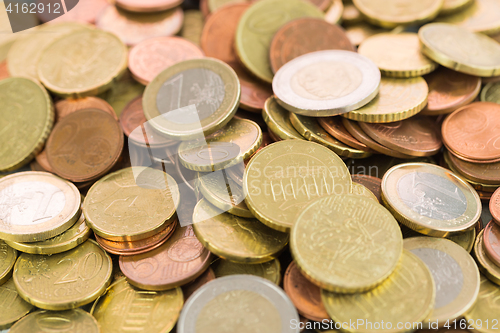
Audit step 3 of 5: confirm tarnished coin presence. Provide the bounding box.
[353,0,442,28]
[474,231,500,285]
[143,58,240,140]
[291,194,402,293]
[318,117,372,152]
[91,278,183,333]
[381,163,481,237]
[0,77,54,172]
[419,23,500,77]
[437,0,500,36]
[484,221,500,267]
[490,188,500,224]
[244,140,352,232]
[351,174,382,202]
[0,172,81,243]
[116,0,183,12]
[38,29,128,97]
[445,151,500,185]
[96,5,183,46]
[0,241,16,286]
[119,225,211,290]
[213,258,281,284]
[55,97,116,120]
[46,109,124,182]
[13,240,113,310]
[404,237,480,325]
[235,0,324,83]
[464,275,500,333]
[358,32,437,77]
[273,50,380,117]
[10,309,99,333]
[321,250,435,333]
[177,275,299,333]
[421,67,481,116]
[193,199,288,263]
[270,18,354,73]
[263,97,304,141]
[129,37,204,85]
[0,278,34,330]
[343,77,428,123]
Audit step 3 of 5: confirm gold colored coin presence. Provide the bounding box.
[353,0,442,28]
[83,167,179,242]
[291,194,402,293]
[100,71,145,117]
[403,237,480,325]
[290,113,372,159]
[0,278,34,330]
[351,182,378,202]
[10,309,99,333]
[243,140,352,232]
[193,199,289,263]
[0,172,81,243]
[178,118,263,172]
[0,78,54,172]
[437,0,500,36]
[38,29,128,97]
[213,258,281,284]
[91,278,183,333]
[381,163,481,237]
[345,22,389,46]
[0,241,16,286]
[475,230,500,285]
[235,0,324,83]
[6,213,91,255]
[358,33,437,78]
[440,0,474,15]
[481,81,500,103]
[419,23,500,77]
[13,240,113,310]
[325,0,344,24]
[342,77,428,123]
[263,97,304,141]
[464,275,500,333]
[321,250,435,333]
[181,10,204,46]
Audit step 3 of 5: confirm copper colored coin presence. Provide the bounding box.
[283,261,329,322]
[129,36,204,85]
[46,108,124,182]
[0,61,9,80]
[359,116,443,157]
[119,225,212,290]
[269,17,354,73]
[442,102,500,162]
[318,117,371,151]
[309,0,332,10]
[421,68,481,116]
[483,220,500,266]
[35,149,54,173]
[55,97,116,120]
[490,188,500,224]
[351,174,382,202]
[182,267,216,300]
[201,3,272,113]
[478,190,493,201]
[482,75,500,84]
[341,118,415,159]
[200,0,210,18]
[116,0,183,12]
[446,151,500,185]
[447,148,500,164]
[267,128,282,143]
[95,220,177,256]
[37,0,109,24]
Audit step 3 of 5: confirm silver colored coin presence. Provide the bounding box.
[272,50,381,117]
[178,275,300,333]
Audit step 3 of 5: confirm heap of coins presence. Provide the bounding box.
[1,0,500,332]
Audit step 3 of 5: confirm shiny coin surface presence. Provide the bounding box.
[292,194,402,293]
[343,77,428,123]
[116,0,183,12]
[263,97,304,141]
[0,278,34,330]
[9,309,99,333]
[358,32,437,78]
[38,29,128,97]
[119,225,211,290]
[0,172,81,243]
[273,50,380,117]
[213,258,281,285]
[13,240,112,310]
[419,23,500,77]
[318,117,372,152]
[143,58,240,140]
[381,163,482,237]
[474,231,500,285]
[91,277,183,333]
[464,275,500,333]
[437,0,500,35]
[244,140,351,232]
[235,0,324,83]
[193,199,288,263]
[83,167,179,241]
[0,241,16,286]
[178,275,299,333]
[484,220,500,267]
[404,237,480,325]
[321,250,435,333]
[55,96,116,120]
[490,188,500,224]
[0,77,54,172]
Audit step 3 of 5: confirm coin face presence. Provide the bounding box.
[214,259,281,285]
[351,182,379,202]
[481,82,500,104]
[0,278,34,330]
[0,172,81,243]
[0,241,16,285]
[243,140,352,232]
[116,0,183,12]
[273,50,380,117]
[9,309,99,333]
[13,240,112,310]
[177,275,299,333]
[143,58,240,140]
[490,189,500,223]
[404,237,480,324]
[263,97,303,141]
[464,275,500,333]
[484,221,500,267]
[437,0,500,35]
[440,0,474,15]
[474,231,500,285]
[381,163,481,236]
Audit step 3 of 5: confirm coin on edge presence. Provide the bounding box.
[484,220,500,267]
[262,97,304,141]
[490,188,500,224]
[444,151,500,186]
[116,0,183,12]
[0,241,16,286]
[318,116,372,152]
[213,258,281,285]
[475,230,500,285]
[0,278,34,330]
[273,50,381,117]
[464,275,500,333]
[9,309,99,333]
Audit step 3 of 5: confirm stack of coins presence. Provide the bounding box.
[3,0,500,332]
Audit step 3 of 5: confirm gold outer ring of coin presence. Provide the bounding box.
[0,241,17,286]
[381,163,481,237]
[262,96,304,140]
[474,230,500,285]
[464,275,500,333]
